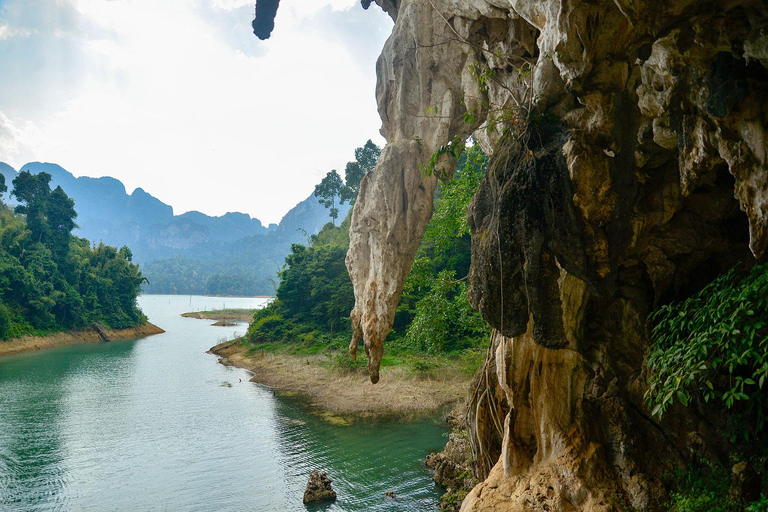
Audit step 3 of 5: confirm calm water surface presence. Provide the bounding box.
[0,295,447,511]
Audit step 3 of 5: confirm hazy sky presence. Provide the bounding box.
[0,0,391,225]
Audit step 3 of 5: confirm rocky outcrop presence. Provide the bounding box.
[302,470,337,505]
[345,0,768,510]
[426,432,478,511]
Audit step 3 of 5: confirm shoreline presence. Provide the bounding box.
[0,323,165,357]
[142,293,275,299]
[209,339,471,422]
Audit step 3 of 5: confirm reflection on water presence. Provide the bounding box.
[0,295,446,511]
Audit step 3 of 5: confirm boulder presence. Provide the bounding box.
[302,470,336,505]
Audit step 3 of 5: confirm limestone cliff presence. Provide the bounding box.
[343,0,767,510]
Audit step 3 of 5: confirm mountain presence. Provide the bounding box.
[0,162,350,295]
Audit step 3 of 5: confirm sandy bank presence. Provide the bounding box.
[209,340,471,421]
[0,323,165,357]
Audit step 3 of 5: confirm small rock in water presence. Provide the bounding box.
[385,491,396,499]
[303,470,336,505]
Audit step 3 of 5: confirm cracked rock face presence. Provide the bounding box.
[346,0,767,509]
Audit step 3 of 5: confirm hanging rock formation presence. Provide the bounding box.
[346,0,768,509]
[252,0,280,40]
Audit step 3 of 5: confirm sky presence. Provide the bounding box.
[0,0,391,225]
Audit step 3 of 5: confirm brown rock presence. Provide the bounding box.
[349,0,768,510]
[302,470,336,505]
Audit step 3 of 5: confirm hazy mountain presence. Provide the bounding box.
[0,161,350,295]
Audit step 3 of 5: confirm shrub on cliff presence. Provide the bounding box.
[646,261,768,440]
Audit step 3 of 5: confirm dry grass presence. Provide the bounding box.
[210,340,472,421]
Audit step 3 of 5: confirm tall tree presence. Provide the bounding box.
[12,171,52,244]
[314,169,345,225]
[342,140,381,204]
[47,186,78,262]
[0,174,6,200]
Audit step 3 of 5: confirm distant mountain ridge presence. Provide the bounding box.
[0,161,350,295]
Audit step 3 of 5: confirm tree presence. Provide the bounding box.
[314,169,345,225]
[12,171,52,244]
[11,172,77,263]
[47,186,78,263]
[0,174,6,199]
[342,139,381,204]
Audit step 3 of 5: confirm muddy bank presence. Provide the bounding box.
[0,323,165,357]
[209,340,471,421]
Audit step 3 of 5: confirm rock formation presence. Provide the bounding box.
[302,470,337,505]
[343,0,768,510]
[252,0,280,40]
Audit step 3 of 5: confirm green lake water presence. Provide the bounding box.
[0,295,448,511]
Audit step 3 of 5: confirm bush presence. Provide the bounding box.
[646,261,768,438]
[330,351,366,373]
[746,495,768,512]
[0,302,10,340]
[665,460,736,512]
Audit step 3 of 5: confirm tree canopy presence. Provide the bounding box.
[314,170,345,225]
[315,140,382,223]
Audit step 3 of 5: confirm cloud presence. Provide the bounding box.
[0,0,391,224]
[0,111,41,167]
[0,24,35,40]
[209,0,253,9]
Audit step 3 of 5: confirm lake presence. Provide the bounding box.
[0,295,447,511]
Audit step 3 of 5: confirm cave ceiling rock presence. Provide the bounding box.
[345,0,768,508]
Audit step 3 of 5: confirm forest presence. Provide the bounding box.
[0,171,146,340]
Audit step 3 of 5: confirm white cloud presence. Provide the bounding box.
[209,0,253,10]
[0,111,42,168]
[0,0,391,224]
[0,24,35,40]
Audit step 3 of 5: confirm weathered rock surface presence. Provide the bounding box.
[344,0,768,510]
[302,470,336,505]
[426,431,478,511]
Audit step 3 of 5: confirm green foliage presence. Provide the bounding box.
[316,140,382,223]
[246,221,354,343]
[397,144,490,353]
[424,144,487,259]
[406,270,454,353]
[420,135,466,178]
[665,461,736,512]
[0,173,145,339]
[330,350,367,373]
[645,261,768,437]
[746,495,768,512]
[314,169,345,225]
[342,139,380,203]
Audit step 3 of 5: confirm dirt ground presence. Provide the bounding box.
[209,339,472,421]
